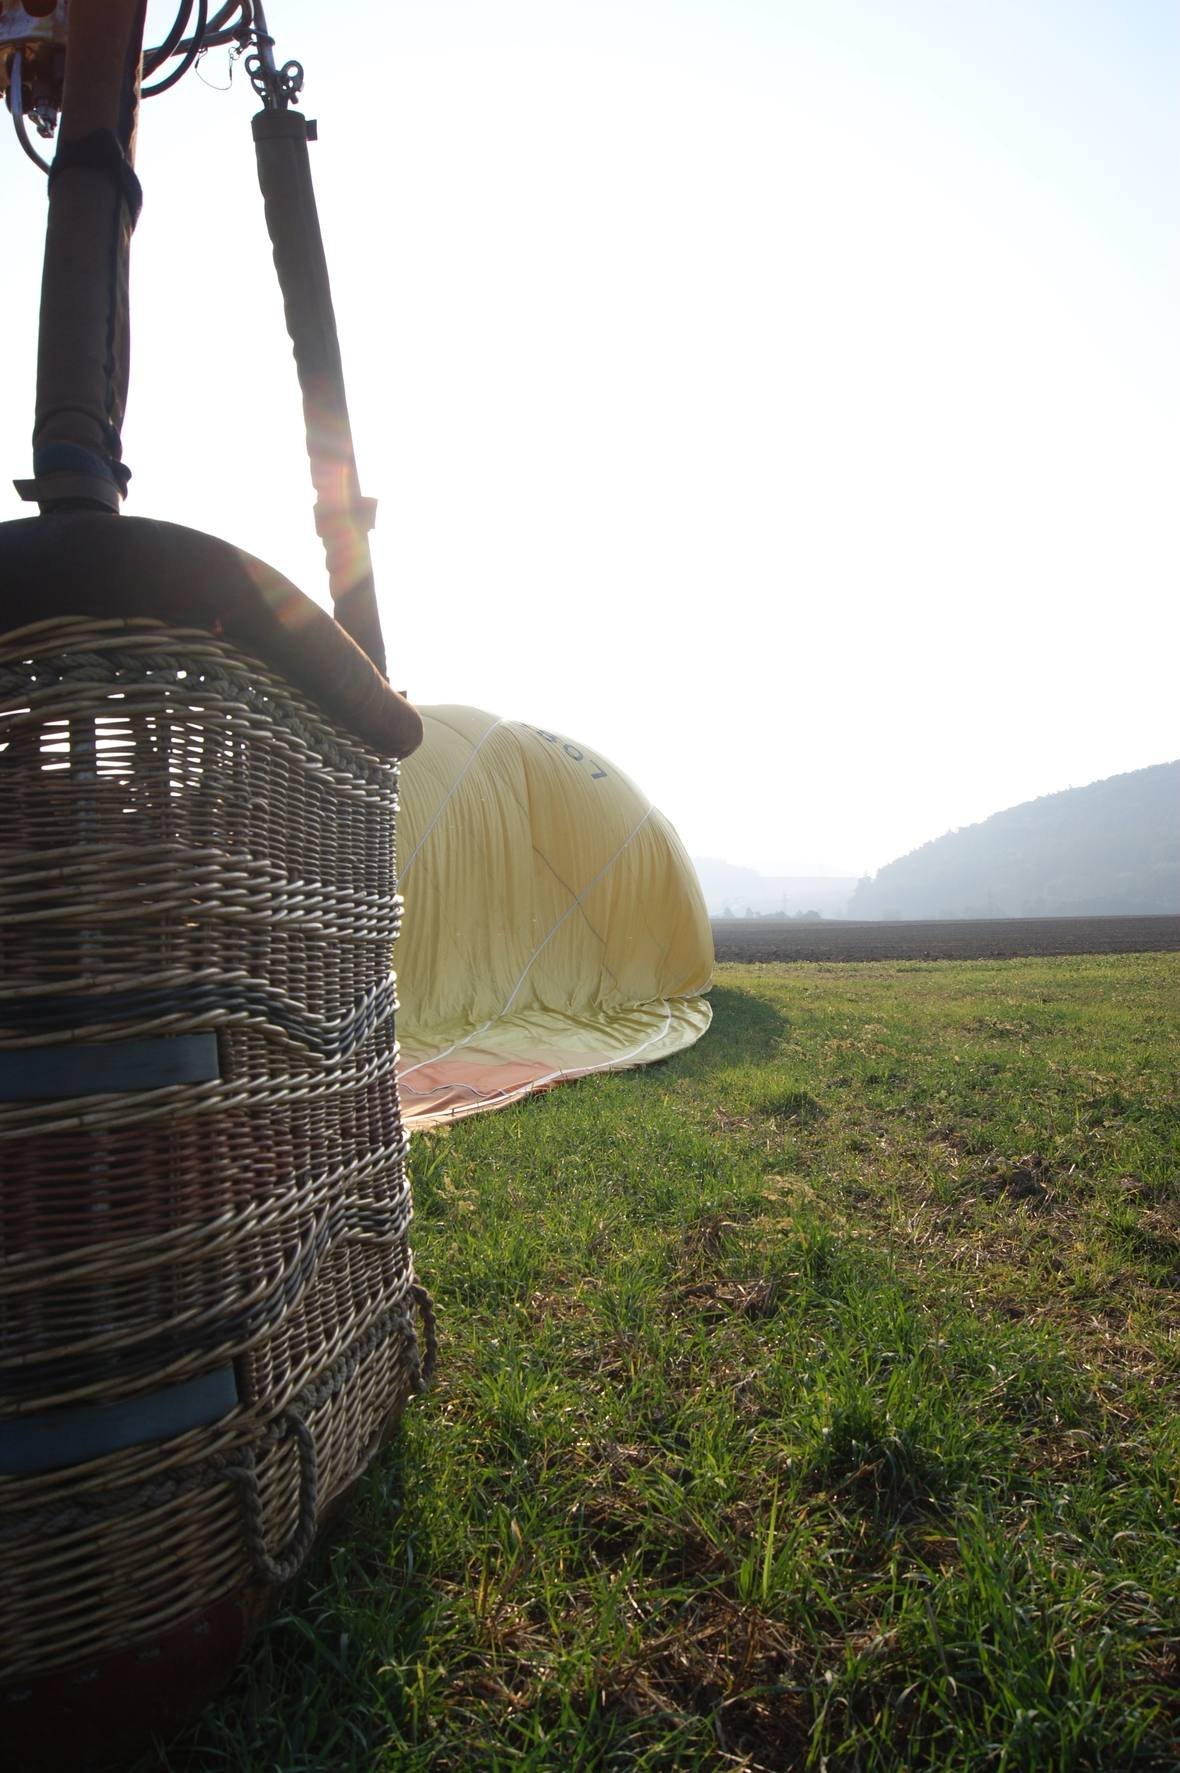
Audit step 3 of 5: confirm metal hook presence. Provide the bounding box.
[9,51,52,175]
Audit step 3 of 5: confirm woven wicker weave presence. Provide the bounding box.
[0,615,429,1696]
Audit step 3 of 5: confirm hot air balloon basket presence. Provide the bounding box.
[0,615,433,1704]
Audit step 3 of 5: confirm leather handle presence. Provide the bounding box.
[252,107,387,676]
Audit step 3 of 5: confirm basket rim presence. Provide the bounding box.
[0,514,422,760]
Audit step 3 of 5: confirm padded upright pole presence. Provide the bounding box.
[17,0,147,513]
[253,107,386,674]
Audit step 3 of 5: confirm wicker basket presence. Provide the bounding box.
[0,601,430,1754]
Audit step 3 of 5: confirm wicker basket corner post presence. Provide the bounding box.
[1,4,429,1764]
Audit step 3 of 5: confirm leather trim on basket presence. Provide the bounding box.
[0,1032,220,1100]
[0,514,422,759]
[0,1365,239,1477]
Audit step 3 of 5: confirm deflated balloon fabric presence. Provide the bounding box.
[394,707,713,1125]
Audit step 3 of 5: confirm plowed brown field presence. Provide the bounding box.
[711,914,1180,963]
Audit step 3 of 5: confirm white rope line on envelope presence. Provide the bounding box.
[398,803,654,1084]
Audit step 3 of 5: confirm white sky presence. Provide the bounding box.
[3,0,1176,876]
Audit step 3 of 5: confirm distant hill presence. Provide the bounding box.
[848,761,1180,921]
[693,858,857,919]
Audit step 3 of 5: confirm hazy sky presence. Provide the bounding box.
[3,0,1176,875]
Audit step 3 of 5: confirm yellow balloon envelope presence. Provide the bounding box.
[395,707,713,1125]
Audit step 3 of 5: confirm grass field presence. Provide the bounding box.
[159,955,1179,1772]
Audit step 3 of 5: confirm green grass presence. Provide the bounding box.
[156,955,1179,1771]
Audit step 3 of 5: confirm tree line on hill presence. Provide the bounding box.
[848,761,1180,921]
